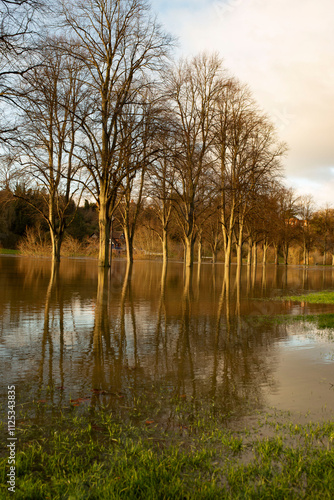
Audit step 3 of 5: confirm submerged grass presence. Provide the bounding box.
[1,395,334,499]
[247,312,334,333]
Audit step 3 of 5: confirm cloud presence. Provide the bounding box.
[151,0,334,206]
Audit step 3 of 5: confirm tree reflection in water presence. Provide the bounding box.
[2,257,334,419]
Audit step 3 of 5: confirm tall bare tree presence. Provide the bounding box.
[117,89,165,264]
[213,80,285,268]
[166,53,223,267]
[8,39,86,262]
[60,0,173,267]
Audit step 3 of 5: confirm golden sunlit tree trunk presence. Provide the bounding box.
[262,240,269,266]
[98,189,113,268]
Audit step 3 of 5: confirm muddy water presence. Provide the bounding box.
[1,255,334,421]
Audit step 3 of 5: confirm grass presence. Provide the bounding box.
[1,392,334,498]
[282,291,334,304]
[247,312,334,333]
[0,248,20,255]
[257,290,334,331]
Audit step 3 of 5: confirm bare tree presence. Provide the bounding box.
[297,195,315,265]
[117,89,165,264]
[147,119,179,265]
[8,38,86,262]
[213,80,285,268]
[166,53,223,267]
[201,197,222,264]
[249,186,283,266]
[273,187,299,265]
[60,0,173,267]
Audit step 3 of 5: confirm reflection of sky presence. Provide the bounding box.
[280,335,317,350]
[267,324,334,416]
[0,300,159,374]
[0,299,95,349]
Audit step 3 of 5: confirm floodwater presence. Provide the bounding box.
[1,255,334,421]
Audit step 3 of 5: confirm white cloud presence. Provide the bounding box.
[151,0,334,206]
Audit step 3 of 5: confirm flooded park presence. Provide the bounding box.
[1,0,334,495]
[2,255,334,497]
[1,255,334,422]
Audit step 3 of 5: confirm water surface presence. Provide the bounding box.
[1,256,334,422]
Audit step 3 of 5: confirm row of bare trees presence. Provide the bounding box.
[111,54,287,268]
[0,0,304,269]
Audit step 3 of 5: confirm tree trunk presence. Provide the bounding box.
[185,236,195,268]
[49,199,64,264]
[211,235,219,264]
[222,200,235,270]
[162,229,168,266]
[224,236,232,269]
[235,222,244,269]
[303,243,307,266]
[252,242,257,268]
[183,265,193,296]
[235,243,242,268]
[283,243,289,265]
[50,230,63,264]
[262,242,269,266]
[124,226,134,265]
[98,195,111,268]
[274,244,279,266]
[161,260,167,292]
[197,238,202,265]
[109,217,114,266]
[247,241,252,266]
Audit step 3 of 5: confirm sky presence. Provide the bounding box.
[150,0,334,208]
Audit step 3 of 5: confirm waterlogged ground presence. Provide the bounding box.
[1,256,334,497]
[0,255,334,422]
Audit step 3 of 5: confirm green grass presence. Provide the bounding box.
[1,397,334,498]
[282,291,334,304]
[258,290,334,331]
[0,248,20,255]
